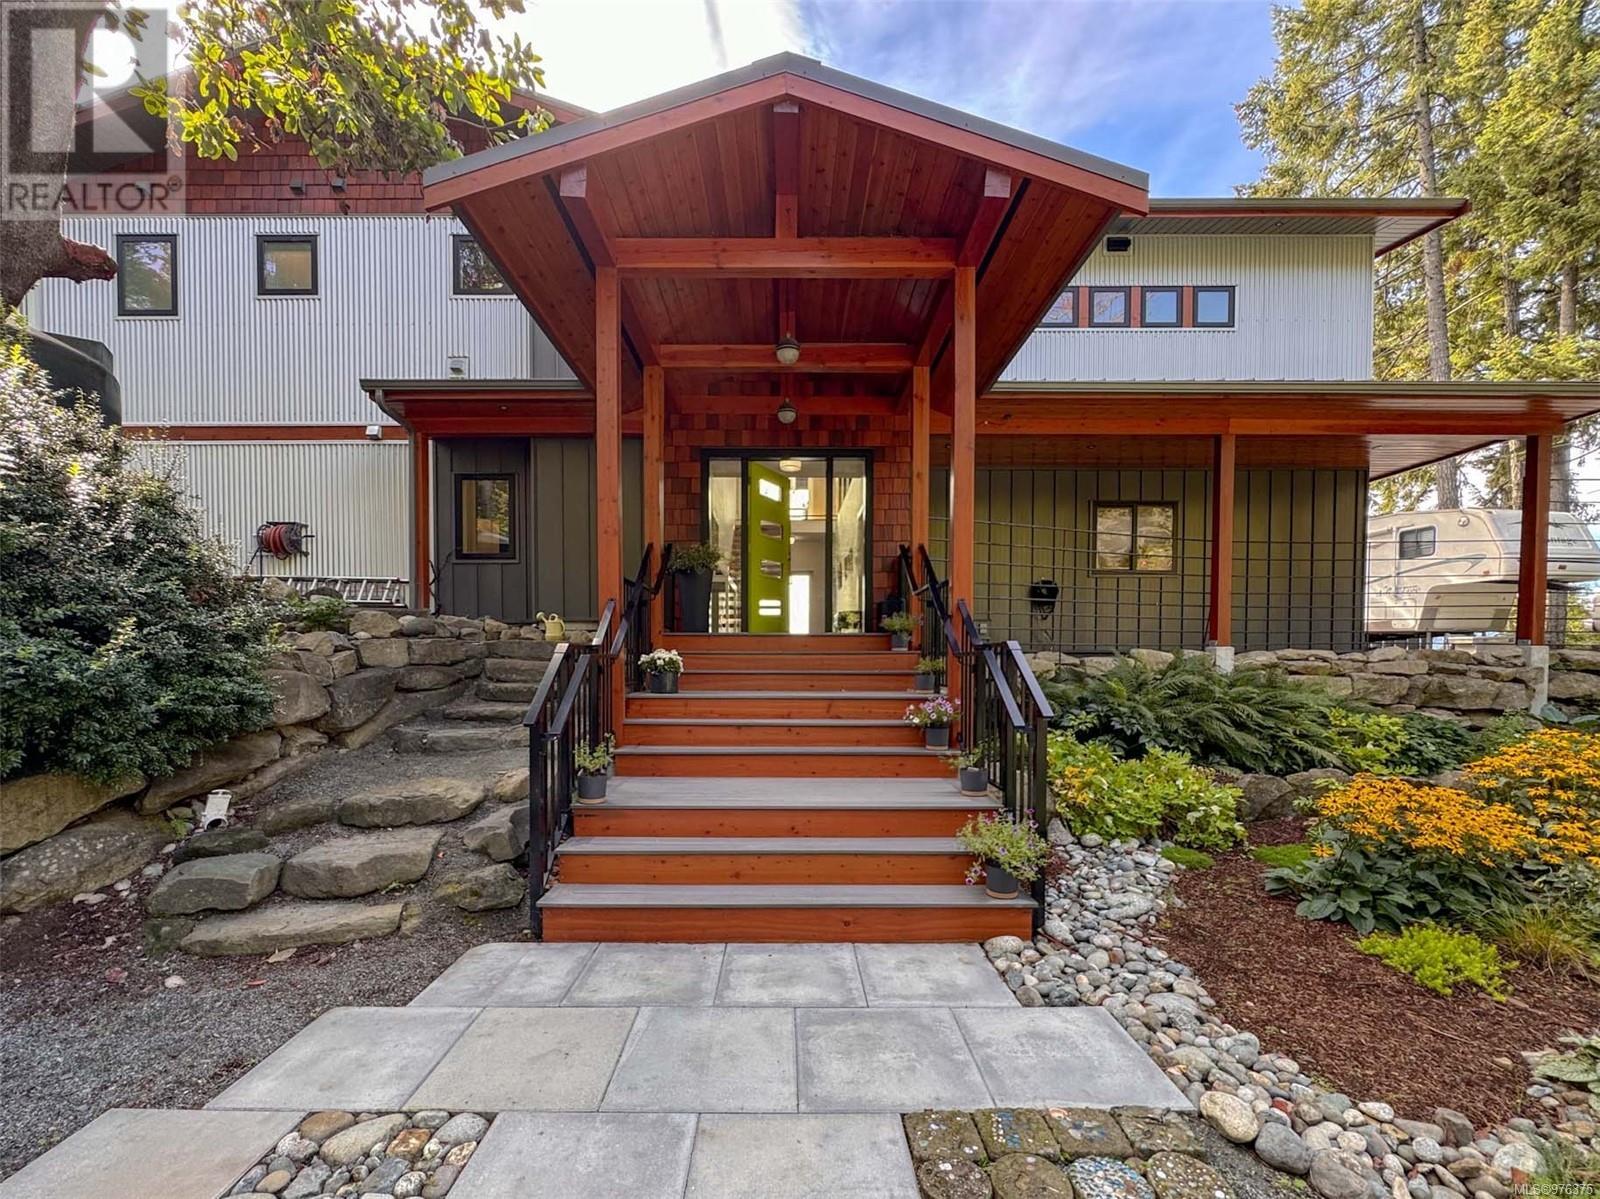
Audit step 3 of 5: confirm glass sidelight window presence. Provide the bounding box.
[456,474,515,559]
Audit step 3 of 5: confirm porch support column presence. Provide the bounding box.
[412,432,431,610]
[1207,432,1236,648]
[643,364,666,644]
[1516,432,1552,645]
[950,265,977,701]
[910,364,931,560]
[595,266,625,728]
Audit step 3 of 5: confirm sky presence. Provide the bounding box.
[516,0,1283,196]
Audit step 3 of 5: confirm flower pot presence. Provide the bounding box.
[983,861,1020,900]
[924,726,950,750]
[576,773,608,803]
[959,765,988,796]
[913,672,935,691]
[676,568,712,634]
[647,671,680,694]
[890,632,910,651]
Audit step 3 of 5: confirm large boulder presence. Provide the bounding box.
[483,657,545,682]
[1412,675,1504,711]
[0,771,144,854]
[315,670,398,734]
[491,767,530,804]
[179,900,409,956]
[408,638,469,666]
[348,609,402,639]
[138,731,283,814]
[435,863,526,911]
[0,813,166,913]
[336,777,487,828]
[487,640,553,661]
[355,638,410,669]
[333,681,469,750]
[1347,673,1411,705]
[461,804,530,862]
[1237,774,1294,821]
[171,826,270,864]
[146,852,281,915]
[280,828,442,898]
[396,664,465,692]
[1548,669,1600,701]
[255,793,337,835]
[266,670,331,726]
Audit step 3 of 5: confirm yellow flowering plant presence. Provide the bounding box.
[1463,728,1600,871]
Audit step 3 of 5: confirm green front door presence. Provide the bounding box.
[745,461,791,633]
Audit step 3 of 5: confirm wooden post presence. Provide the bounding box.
[643,364,666,644]
[1517,433,1552,644]
[412,432,431,610]
[1207,433,1236,646]
[950,265,977,705]
[595,266,625,730]
[910,364,930,559]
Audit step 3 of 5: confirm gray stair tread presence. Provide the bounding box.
[538,883,1034,908]
[685,669,917,675]
[626,718,907,728]
[628,690,931,699]
[593,777,995,808]
[614,745,945,756]
[557,836,965,855]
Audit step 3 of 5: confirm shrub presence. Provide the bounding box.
[1326,708,1407,773]
[1043,653,1348,775]
[1160,846,1215,870]
[1,326,274,784]
[1393,712,1478,776]
[1356,925,1513,999]
[1252,843,1314,869]
[669,542,721,573]
[1477,897,1600,978]
[1048,732,1244,851]
[957,812,1052,882]
[283,592,350,631]
[573,735,615,776]
[881,612,915,635]
[1464,728,1600,870]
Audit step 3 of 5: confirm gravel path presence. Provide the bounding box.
[0,734,529,1180]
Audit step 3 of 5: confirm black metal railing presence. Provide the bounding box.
[912,546,1055,932]
[622,544,670,695]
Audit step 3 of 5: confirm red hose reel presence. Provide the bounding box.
[255,521,313,560]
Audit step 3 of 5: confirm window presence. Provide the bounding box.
[257,235,318,295]
[456,475,516,560]
[1094,502,1176,573]
[1041,288,1077,327]
[1141,287,1180,327]
[452,235,509,294]
[1193,285,1235,328]
[1104,235,1133,253]
[1398,527,1436,560]
[1089,287,1130,327]
[116,234,177,315]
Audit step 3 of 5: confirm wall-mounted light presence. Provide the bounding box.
[777,458,803,473]
[776,399,797,424]
[775,335,801,366]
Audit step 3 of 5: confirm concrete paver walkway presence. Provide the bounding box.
[0,943,1187,1199]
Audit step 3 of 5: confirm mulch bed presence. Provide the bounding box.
[1153,819,1598,1128]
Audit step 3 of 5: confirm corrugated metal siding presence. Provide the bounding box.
[133,440,410,577]
[1001,235,1373,382]
[26,215,577,425]
[932,465,1367,653]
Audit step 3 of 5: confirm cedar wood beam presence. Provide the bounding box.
[613,237,956,278]
[1207,433,1236,646]
[558,164,658,366]
[657,343,914,371]
[595,265,626,733]
[915,168,1013,370]
[673,395,899,416]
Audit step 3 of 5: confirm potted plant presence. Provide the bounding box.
[882,611,915,651]
[904,695,959,749]
[957,812,1051,900]
[946,746,989,796]
[640,648,684,693]
[913,655,943,691]
[671,543,721,634]
[574,736,615,803]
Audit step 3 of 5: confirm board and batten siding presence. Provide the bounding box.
[133,439,411,578]
[933,466,1368,653]
[24,215,576,426]
[433,437,643,624]
[1001,235,1374,382]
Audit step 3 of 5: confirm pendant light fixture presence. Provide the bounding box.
[774,335,801,366]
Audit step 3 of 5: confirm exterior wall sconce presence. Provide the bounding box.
[776,398,797,424]
[775,335,801,366]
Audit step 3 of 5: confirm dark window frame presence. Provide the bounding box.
[1397,526,1437,560]
[256,234,319,297]
[1088,286,1131,328]
[451,234,510,295]
[1090,500,1179,575]
[1040,287,1078,328]
[1192,284,1236,328]
[1141,286,1181,328]
[454,472,519,562]
[115,233,178,316]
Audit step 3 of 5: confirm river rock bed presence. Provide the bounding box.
[982,824,1598,1199]
[228,1110,488,1198]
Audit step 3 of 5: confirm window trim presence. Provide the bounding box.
[1088,286,1131,328]
[454,473,518,562]
[451,234,511,296]
[1140,285,1181,328]
[256,234,320,297]
[1040,287,1078,328]
[1397,526,1437,560]
[115,233,178,316]
[1091,500,1179,575]
[1192,284,1236,329]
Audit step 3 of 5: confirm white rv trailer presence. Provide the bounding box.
[1366,508,1600,637]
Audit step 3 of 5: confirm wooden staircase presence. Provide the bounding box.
[537,634,1036,942]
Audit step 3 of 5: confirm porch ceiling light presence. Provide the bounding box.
[776,398,798,424]
[778,458,804,473]
[775,335,801,366]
